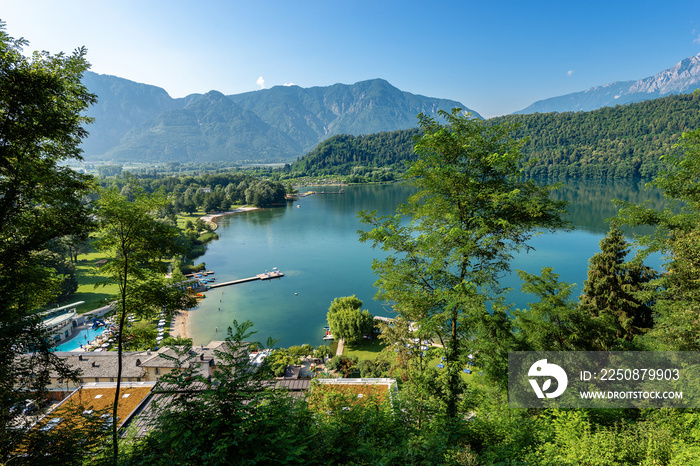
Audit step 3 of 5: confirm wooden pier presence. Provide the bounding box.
[299,189,344,197]
[208,271,284,289]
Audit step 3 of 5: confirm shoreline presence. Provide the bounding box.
[171,309,188,339]
[200,206,260,231]
[176,207,262,340]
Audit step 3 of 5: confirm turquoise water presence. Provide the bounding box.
[187,180,664,348]
[53,326,106,352]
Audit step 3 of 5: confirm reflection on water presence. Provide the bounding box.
[187,180,665,348]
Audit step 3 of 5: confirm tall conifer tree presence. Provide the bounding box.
[578,228,656,348]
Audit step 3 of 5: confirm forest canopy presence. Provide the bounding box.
[290,92,700,181]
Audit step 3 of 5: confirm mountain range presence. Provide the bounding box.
[80,75,473,163]
[80,53,700,163]
[516,53,700,114]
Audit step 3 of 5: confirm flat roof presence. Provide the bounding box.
[37,382,155,432]
[41,301,85,316]
[42,311,76,328]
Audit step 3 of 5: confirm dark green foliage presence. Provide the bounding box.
[122,321,319,465]
[494,92,700,180]
[0,23,98,459]
[578,228,656,347]
[617,128,700,350]
[514,268,599,351]
[291,129,420,180]
[244,179,286,207]
[292,93,700,180]
[95,187,198,461]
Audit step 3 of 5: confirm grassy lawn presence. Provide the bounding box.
[176,211,207,229]
[343,337,387,361]
[425,351,476,382]
[72,249,118,313]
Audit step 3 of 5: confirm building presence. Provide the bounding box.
[41,341,240,395]
[40,301,85,344]
[307,378,398,414]
[36,382,156,433]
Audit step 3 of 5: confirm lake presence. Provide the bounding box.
[187,179,666,348]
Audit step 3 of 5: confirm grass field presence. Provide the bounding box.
[175,205,245,230]
[65,210,224,314]
[72,250,118,313]
[343,337,387,361]
[176,211,207,229]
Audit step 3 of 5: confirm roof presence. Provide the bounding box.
[34,340,252,382]
[308,378,398,412]
[42,312,76,328]
[283,365,301,379]
[274,379,311,391]
[50,352,147,379]
[40,301,85,317]
[37,382,155,432]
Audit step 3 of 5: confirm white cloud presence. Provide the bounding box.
[283,82,296,87]
[693,34,700,44]
[256,76,265,89]
[567,70,574,77]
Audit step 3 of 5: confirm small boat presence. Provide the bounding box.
[323,334,334,340]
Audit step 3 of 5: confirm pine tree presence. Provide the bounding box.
[578,227,656,347]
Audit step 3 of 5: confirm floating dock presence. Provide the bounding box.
[208,271,284,289]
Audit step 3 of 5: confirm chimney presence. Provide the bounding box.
[91,361,96,367]
[136,359,141,366]
[200,353,204,361]
[78,355,83,361]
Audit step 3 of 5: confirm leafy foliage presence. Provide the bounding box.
[122,321,318,465]
[94,187,197,461]
[326,295,374,344]
[360,109,569,415]
[291,93,700,180]
[0,22,98,459]
[578,228,656,347]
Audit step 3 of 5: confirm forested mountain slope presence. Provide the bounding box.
[292,92,700,179]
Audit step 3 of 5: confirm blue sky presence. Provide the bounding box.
[2,0,700,117]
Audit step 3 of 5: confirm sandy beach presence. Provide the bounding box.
[171,310,188,339]
[200,206,260,230]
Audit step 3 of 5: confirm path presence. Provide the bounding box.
[335,338,345,356]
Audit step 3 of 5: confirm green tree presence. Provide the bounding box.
[514,267,598,351]
[123,321,318,465]
[326,295,374,344]
[359,109,568,418]
[0,23,97,459]
[244,179,286,207]
[616,128,700,350]
[94,187,196,462]
[578,227,656,348]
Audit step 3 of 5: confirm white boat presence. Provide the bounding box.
[323,334,334,340]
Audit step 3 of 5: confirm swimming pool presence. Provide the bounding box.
[53,326,106,352]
